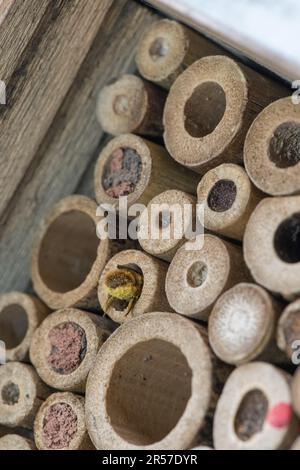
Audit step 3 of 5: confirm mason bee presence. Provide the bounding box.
[103,264,143,316]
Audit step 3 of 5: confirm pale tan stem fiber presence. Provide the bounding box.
[86,312,228,450]
[0,362,51,429]
[163,56,287,173]
[208,283,285,365]
[94,134,199,209]
[0,292,49,363]
[244,196,300,300]
[197,164,263,241]
[96,74,166,136]
[191,445,213,450]
[31,195,131,311]
[0,434,36,450]
[136,19,222,89]
[244,98,300,196]
[277,299,300,361]
[138,190,197,262]
[30,308,113,393]
[291,367,300,418]
[34,392,93,450]
[214,362,299,450]
[166,235,251,321]
[98,249,170,323]
[291,437,300,449]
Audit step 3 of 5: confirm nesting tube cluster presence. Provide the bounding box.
[2,15,300,451]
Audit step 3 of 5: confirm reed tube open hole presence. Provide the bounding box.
[207,179,237,212]
[157,210,172,230]
[187,261,208,288]
[234,389,268,441]
[47,322,87,375]
[106,339,192,446]
[42,402,78,450]
[149,37,170,61]
[38,210,99,293]
[1,382,20,405]
[113,95,129,116]
[102,147,142,198]
[269,122,300,168]
[184,81,226,138]
[274,212,300,263]
[0,304,28,349]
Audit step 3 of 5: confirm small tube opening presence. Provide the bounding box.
[106,339,192,446]
[207,179,237,212]
[187,261,208,288]
[42,402,78,450]
[234,389,268,441]
[102,147,142,198]
[157,210,172,230]
[0,304,28,349]
[149,37,170,61]
[184,81,226,138]
[274,212,300,263]
[113,94,129,116]
[47,322,87,375]
[1,382,20,405]
[269,122,300,168]
[38,210,99,293]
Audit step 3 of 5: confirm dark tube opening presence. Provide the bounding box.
[234,389,268,441]
[207,179,237,212]
[274,212,300,263]
[269,122,300,168]
[1,382,20,406]
[184,81,226,138]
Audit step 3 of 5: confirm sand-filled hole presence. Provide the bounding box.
[269,122,300,168]
[274,212,300,264]
[102,147,142,198]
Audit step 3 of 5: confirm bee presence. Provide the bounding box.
[103,264,143,316]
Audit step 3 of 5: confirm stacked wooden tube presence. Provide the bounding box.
[2,16,300,451]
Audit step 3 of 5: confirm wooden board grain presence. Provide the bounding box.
[0,0,113,222]
[0,0,50,82]
[0,0,158,293]
[0,0,14,25]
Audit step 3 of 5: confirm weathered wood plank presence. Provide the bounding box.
[0,0,158,293]
[0,0,113,221]
[0,0,50,82]
[0,0,14,25]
